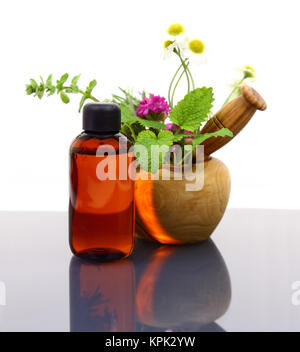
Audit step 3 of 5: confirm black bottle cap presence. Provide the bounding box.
[82,103,121,133]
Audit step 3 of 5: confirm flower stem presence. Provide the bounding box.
[186,64,195,90]
[171,63,189,107]
[223,77,244,106]
[175,50,190,94]
[168,60,187,108]
[178,147,193,165]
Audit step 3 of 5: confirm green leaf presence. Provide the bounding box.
[30,79,38,90]
[60,91,70,104]
[86,80,97,95]
[192,128,233,147]
[112,94,126,104]
[118,87,139,105]
[59,73,69,85]
[157,130,174,146]
[120,124,132,138]
[70,74,80,93]
[46,74,53,86]
[56,74,68,93]
[172,128,233,145]
[135,117,166,130]
[45,74,55,95]
[78,95,87,112]
[37,88,44,99]
[120,103,137,124]
[135,130,173,173]
[71,74,80,86]
[173,133,193,142]
[120,103,166,131]
[47,86,56,96]
[25,84,33,95]
[169,87,214,131]
[89,80,97,89]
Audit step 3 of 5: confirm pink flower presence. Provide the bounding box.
[164,124,194,140]
[136,96,150,117]
[136,94,171,120]
[165,123,180,152]
[165,123,180,132]
[184,129,194,140]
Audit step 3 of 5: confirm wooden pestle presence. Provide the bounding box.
[200,85,267,156]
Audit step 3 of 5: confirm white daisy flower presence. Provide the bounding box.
[162,40,176,60]
[224,65,257,105]
[174,34,189,57]
[162,35,189,60]
[237,65,256,81]
[187,38,207,64]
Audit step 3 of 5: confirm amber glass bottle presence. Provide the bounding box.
[69,103,135,262]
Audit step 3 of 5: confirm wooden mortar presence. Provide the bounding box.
[135,86,267,244]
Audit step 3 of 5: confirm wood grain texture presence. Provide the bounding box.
[200,85,267,156]
[135,157,231,244]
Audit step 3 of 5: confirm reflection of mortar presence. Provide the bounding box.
[135,86,267,244]
[132,238,231,331]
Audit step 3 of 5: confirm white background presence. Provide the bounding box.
[0,0,299,211]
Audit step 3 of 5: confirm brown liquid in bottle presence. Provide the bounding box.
[69,132,135,261]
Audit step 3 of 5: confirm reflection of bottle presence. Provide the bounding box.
[69,103,135,261]
[132,239,231,331]
[69,256,136,332]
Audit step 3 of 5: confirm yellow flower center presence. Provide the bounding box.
[243,65,256,78]
[167,24,185,36]
[244,65,255,71]
[164,40,174,48]
[188,39,205,54]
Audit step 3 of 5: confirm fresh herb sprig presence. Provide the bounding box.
[25,74,99,112]
[25,22,243,173]
[116,86,232,172]
[25,76,233,173]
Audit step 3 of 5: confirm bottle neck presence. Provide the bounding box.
[84,130,120,138]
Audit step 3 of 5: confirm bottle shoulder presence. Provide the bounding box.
[70,132,133,155]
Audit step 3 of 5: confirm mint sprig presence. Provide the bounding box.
[25,74,99,112]
[169,87,214,131]
[173,128,233,144]
[135,130,174,173]
[192,128,233,147]
[135,118,166,130]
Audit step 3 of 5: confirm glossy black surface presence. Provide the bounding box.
[0,209,299,332]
